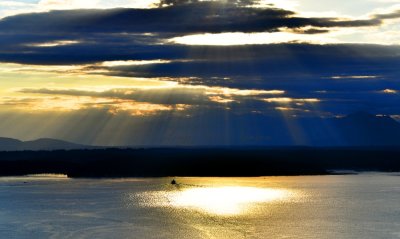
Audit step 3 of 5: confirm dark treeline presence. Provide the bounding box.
[0,147,399,178]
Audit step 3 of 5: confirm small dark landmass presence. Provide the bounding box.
[0,147,399,178]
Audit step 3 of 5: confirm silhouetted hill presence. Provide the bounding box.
[0,138,94,151]
[333,112,400,146]
[0,138,23,150]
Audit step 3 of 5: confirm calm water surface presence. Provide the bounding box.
[0,174,399,239]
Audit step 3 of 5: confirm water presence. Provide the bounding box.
[0,174,399,239]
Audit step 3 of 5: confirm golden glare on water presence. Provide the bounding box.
[139,186,293,216]
[168,187,290,215]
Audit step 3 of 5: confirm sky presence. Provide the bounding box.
[0,0,399,146]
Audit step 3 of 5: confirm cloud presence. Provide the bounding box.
[0,95,190,116]
[17,85,285,106]
[0,0,160,18]
[158,0,196,6]
[26,40,81,48]
[169,32,339,45]
[0,1,399,120]
[263,97,320,103]
[88,44,400,87]
[13,79,400,119]
[0,2,399,68]
[0,2,398,68]
[329,75,381,80]
[373,9,400,20]
[382,89,398,94]
[38,0,102,10]
[0,2,397,37]
[0,1,34,7]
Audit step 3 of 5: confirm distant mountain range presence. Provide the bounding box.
[0,112,399,151]
[0,138,94,151]
[303,112,400,146]
[332,112,400,146]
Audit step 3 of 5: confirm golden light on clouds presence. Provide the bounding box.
[275,107,311,112]
[0,96,95,112]
[26,40,81,48]
[263,97,320,103]
[0,96,189,116]
[169,32,338,46]
[0,77,291,117]
[208,95,235,103]
[108,101,189,116]
[0,61,294,117]
[206,88,285,96]
[382,89,398,94]
[101,59,172,67]
[0,63,85,74]
[0,62,177,91]
[330,75,379,80]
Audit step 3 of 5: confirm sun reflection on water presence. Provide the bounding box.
[137,186,293,216]
[169,187,290,215]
